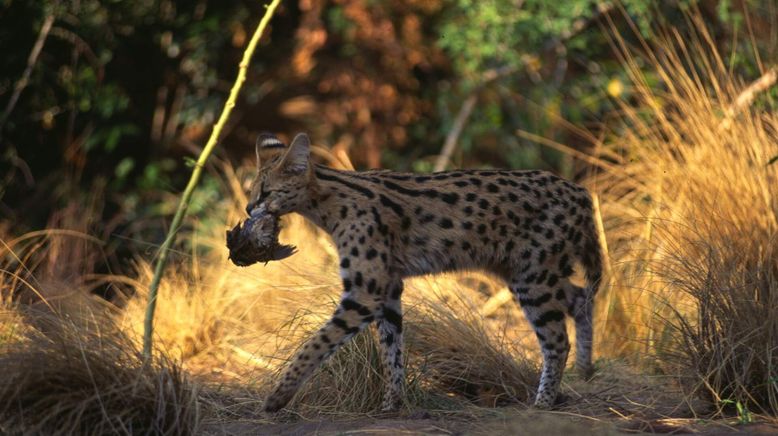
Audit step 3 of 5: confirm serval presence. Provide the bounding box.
[245,132,602,412]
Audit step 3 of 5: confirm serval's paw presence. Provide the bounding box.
[263,389,293,413]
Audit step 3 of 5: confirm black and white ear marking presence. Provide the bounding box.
[257,132,286,149]
[280,133,311,174]
[255,132,286,167]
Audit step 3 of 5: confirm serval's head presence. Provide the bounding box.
[246,132,313,217]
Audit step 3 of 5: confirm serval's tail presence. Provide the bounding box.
[573,194,603,379]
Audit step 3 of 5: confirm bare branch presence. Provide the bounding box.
[0,13,56,132]
[433,94,478,172]
[718,65,777,132]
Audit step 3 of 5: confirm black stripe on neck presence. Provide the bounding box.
[314,167,376,199]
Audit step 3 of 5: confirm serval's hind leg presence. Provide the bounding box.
[375,280,404,411]
[509,278,570,408]
[563,281,595,379]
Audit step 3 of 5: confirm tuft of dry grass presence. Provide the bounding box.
[0,230,201,435]
[404,291,538,409]
[0,314,200,436]
[594,14,778,415]
[655,221,778,415]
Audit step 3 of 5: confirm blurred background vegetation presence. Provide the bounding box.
[0,0,775,256]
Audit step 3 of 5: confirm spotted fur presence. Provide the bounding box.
[248,133,602,412]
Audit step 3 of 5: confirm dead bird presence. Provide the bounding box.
[226,205,297,266]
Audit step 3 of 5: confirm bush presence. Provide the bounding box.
[595,17,778,414]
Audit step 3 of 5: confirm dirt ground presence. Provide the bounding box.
[199,361,778,435]
[201,412,778,435]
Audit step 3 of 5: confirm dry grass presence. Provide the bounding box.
[0,314,200,436]
[0,232,200,435]
[274,289,539,415]
[593,14,778,415]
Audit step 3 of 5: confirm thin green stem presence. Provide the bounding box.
[142,0,283,362]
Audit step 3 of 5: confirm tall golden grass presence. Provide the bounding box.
[593,15,778,414]
[0,318,199,435]
[0,234,200,435]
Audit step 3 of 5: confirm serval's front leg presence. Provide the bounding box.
[376,279,404,411]
[263,275,384,413]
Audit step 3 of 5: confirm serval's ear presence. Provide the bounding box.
[255,132,287,169]
[279,133,310,174]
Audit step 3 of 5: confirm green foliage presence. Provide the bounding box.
[0,0,267,230]
[432,0,768,173]
[720,399,754,424]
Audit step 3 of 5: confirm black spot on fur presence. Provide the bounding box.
[382,307,403,332]
[420,214,435,224]
[332,317,359,334]
[534,310,565,327]
[342,299,372,316]
[380,194,404,217]
[518,293,552,307]
[441,192,459,205]
[391,283,403,299]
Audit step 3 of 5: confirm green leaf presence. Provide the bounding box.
[114,157,135,180]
